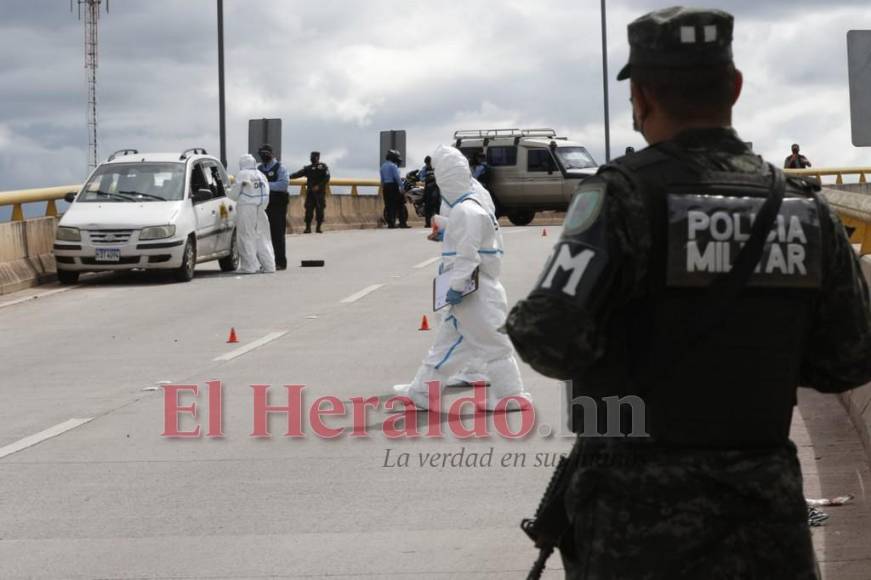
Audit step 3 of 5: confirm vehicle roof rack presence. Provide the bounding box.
[180,148,208,161]
[107,149,138,162]
[453,128,557,141]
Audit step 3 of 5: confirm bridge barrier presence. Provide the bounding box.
[0,216,58,295]
[839,256,871,464]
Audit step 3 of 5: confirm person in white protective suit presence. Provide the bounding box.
[229,154,276,274]
[395,145,532,411]
[430,178,494,388]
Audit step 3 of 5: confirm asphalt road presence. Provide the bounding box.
[0,225,576,579]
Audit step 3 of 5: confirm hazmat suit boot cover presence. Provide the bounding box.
[232,154,276,274]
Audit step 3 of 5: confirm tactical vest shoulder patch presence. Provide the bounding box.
[667,194,822,288]
[564,182,605,237]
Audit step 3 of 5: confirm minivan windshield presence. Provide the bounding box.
[78,162,185,202]
[555,147,597,170]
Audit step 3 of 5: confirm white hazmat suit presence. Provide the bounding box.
[230,155,276,274]
[396,145,531,411]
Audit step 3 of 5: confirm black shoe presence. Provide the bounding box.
[387,224,397,229]
[399,224,411,229]
[304,226,312,234]
[424,222,431,228]
[276,264,287,271]
[316,224,323,233]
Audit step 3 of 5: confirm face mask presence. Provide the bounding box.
[259,153,272,163]
[311,157,319,165]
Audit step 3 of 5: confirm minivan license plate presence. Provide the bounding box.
[95,248,121,262]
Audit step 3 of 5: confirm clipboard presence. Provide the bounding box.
[433,268,479,311]
[432,268,478,312]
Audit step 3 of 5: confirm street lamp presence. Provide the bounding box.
[601,0,611,163]
[217,0,227,168]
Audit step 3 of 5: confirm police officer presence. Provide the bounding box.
[505,7,871,579]
[419,155,440,228]
[470,151,491,190]
[785,143,813,169]
[291,151,331,234]
[380,149,409,229]
[258,144,290,270]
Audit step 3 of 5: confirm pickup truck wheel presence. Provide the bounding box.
[57,269,79,285]
[508,209,536,226]
[218,232,239,272]
[173,238,196,282]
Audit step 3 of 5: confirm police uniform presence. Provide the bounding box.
[421,164,440,228]
[259,150,290,270]
[291,155,331,233]
[505,7,871,579]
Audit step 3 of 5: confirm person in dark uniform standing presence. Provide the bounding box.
[419,155,440,228]
[380,149,409,228]
[258,144,290,270]
[506,7,871,579]
[290,151,331,234]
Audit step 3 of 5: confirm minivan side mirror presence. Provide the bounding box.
[192,188,212,204]
[63,192,77,203]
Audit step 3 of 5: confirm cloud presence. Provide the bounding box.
[0,0,869,193]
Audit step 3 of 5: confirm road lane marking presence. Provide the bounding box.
[0,418,94,460]
[213,331,288,362]
[0,287,73,310]
[413,257,440,269]
[340,284,384,304]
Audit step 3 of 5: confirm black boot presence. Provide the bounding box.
[304,223,312,234]
[316,223,323,233]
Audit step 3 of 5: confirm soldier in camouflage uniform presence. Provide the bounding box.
[506,6,871,579]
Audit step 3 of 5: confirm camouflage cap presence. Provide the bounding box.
[617,6,734,81]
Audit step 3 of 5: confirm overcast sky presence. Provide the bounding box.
[1,0,870,191]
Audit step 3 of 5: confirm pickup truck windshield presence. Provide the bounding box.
[79,163,185,202]
[555,147,597,170]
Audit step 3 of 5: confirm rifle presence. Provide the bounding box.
[521,443,579,580]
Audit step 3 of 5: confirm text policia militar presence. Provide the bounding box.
[160,381,650,439]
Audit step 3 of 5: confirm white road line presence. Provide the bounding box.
[413,257,440,269]
[340,284,384,304]
[0,287,73,310]
[0,418,94,460]
[213,331,288,362]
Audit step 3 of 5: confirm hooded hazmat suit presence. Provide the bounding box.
[230,154,276,274]
[396,145,531,411]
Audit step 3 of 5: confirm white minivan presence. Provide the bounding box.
[54,148,239,283]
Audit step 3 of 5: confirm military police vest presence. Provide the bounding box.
[574,144,827,448]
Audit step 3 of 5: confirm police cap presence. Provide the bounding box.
[617,6,733,81]
[258,144,273,153]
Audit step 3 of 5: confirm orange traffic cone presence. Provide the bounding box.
[419,315,431,331]
[227,328,239,343]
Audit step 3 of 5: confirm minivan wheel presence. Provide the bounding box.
[57,269,79,285]
[218,232,239,272]
[173,238,196,282]
[508,209,536,226]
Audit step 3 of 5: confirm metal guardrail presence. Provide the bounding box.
[784,167,871,256]
[0,178,383,222]
[784,166,871,185]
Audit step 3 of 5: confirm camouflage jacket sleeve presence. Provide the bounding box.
[505,169,650,379]
[800,200,871,392]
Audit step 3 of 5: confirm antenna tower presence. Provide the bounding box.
[72,0,109,170]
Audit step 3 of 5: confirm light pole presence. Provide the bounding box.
[600,0,611,162]
[217,0,227,168]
